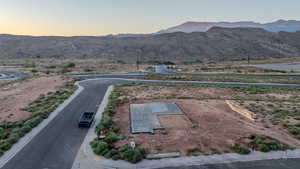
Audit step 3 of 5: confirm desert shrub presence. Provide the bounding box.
[60,68,71,74]
[289,128,300,136]
[7,133,20,144]
[232,144,251,155]
[13,121,24,128]
[21,125,32,133]
[104,150,114,158]
[23,61,36,68]
[91,141,109,155]
[26,116,43,128]
[91,90,145,163]
[112,153,121,160]
[259,144,270,152]
[66,62,76,68]
[0,142,12,151]
[123,148,144,163]
[31,69,38,73]
[104,149,120,159]
[250,134,292,152]
[11,128,23,136]
[119,145,131,153]
[104,132,117,144]
[0,131,9,140]
[98,119,113,130]
[84,68,93,72]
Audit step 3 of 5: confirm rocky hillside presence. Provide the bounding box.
[158,20,300,34]
[0,27,300,62]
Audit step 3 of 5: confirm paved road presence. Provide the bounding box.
[1,79,121,169]
[155,65,176,74]
[180,73,300,79]
[2,70,300,169]
[249,62,300,72]
[0,70,26,80]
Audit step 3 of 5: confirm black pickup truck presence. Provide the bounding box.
[78,112,95,128]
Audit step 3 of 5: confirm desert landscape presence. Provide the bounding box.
[108,84,300,156]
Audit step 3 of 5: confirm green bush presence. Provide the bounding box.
[259,144,270,152]
[104,150,114,158]
[31,69,38,73]
[23,61,36,68]
[112,153,121,160]
[232,144,251,155]
[289,128,300,136]
[0,142,12,151]
[66,62,76,68]
[98,119,113,130]
[91,90,146,163]
[104,132,117,144]
[0,131,9,140]
[7,133,20,144]
[91,141,109,155]
[123,148,144,163]
[21,125,32,133]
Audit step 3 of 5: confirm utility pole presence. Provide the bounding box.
[247,54,250,64]
[136,49,141,71]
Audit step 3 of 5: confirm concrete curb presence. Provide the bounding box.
[0,81,85,168]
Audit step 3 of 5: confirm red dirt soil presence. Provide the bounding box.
[0,76,66,122]
[113,99,300,156]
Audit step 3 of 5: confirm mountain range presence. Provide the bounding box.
[1,27,300,62]
[157,20,300,34]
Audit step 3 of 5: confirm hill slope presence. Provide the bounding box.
[158,20,300,34]
[1,27,300,62]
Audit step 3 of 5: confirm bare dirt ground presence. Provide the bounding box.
[174,57,300,74]
[0,76,67,122]
[120,85,300,101]
[113,85,300,156]
[0,59,151,75]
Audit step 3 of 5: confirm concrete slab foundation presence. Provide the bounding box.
[130,102,183,133]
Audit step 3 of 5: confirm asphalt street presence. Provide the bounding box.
[1,79,121,169]
[249,62,300,72]
[154,65,176,74]
[1,67,300,169]
[0,70,26,80]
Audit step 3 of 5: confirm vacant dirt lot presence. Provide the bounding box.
[0,59,151,75]
[0,76,67,122]
[113,85,300,156]
[120,85,300,101]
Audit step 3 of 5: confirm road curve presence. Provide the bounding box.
[0,70,26,80]
[1,76,300,169]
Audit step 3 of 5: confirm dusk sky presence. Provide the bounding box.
[1,0,300,36]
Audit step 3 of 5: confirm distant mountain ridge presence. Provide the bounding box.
[1,27,300,62]
[158,20,300,34]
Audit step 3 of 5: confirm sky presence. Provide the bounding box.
[0,0,300,36]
